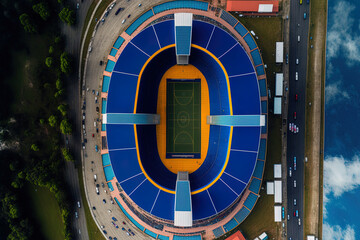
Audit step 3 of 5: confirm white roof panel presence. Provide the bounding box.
[274,206,281,222]
[274,164,282,178]
[274,180,282,203]
[274,97,282,114]
[275,73,283,96]
[258,4,273,13]
[276,42,284,63]
[266,182,274,195]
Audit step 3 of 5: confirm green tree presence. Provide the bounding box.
[56,78,63,90]
[39,118,45,125]
[60,119,72,135]
[30,144,39,152]
[48,115,57,127]
[49,45,54,54]
[61,148,74,162]
[45,57,53,67]
[54,89,65,98]
[60,52,71,73]
[32,2,50,21]
[58,7,75,25]
[57,104,67,116]
[19,13,38,33]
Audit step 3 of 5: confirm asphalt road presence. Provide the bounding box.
[60,0,93,239]
[286,0,310,239]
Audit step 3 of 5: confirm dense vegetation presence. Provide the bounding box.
[0,0,77,239]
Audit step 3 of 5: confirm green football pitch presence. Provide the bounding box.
[166,79,201,158]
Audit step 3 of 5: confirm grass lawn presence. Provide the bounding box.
[215,16,283,239]
[26,183,65,240]
[78,168,105,240]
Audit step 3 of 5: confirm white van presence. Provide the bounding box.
[295,72,299,81]
[94,174,97,181]
[122,19,126,24]
[298,35,300,42]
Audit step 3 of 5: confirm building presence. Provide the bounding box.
[274,97,282,114]
[266,181,274,195]
[276,42,284,63]
[274,206,281,222]
[275,73,283,96]
[226,1,279,14]
[274,180,282,203]
[274,164,282,178]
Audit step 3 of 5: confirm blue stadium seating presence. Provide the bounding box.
[105,60,115,72]
[234,23,248,37]
[258,139,267,160]
[250,49,262,67]
[113,42,149,75]
[153,20,175,47]
[126,10,154,36]
[206,27,237,58]
[192,20,215,48]
[102,76,110,92]
[256,65,265,76]
[145,229,157,238]
[220,44,255,77]
[231,127,260,152]
[258,79,267,97]
[213,226,225,238]
[102,154,111,166]
[244,192,258,210]
[261,101,268,114]
[113,36,124,49]
[244,34,257,50]
[107,182,114,191]
[131,25,161,56]
[158,235,170,240]
[175,181,191,211]
[114,197,145,231]
[220,11,238,27]
[261,115,267,134]
[102,99,106,114]
[228,74,260,115]
[234,207,250,224]
[109,48,117,57]
[176,26,192,55]
[253,160,265,179]
[249,178,261,194]
[226,150,257,184]
[223,218,238,232]
[173,235,202,240]
[104,165,115,182]
[153,1,208,14]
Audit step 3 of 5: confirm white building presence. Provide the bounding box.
[274,97,282,114]
[274,164,282,179]
[276,42,284,63]
[275,73,283,96]
[274,180,282,203]
[266,182,274,195]
[274,206,281,222]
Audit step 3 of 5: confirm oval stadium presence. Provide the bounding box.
[97,1,268,239]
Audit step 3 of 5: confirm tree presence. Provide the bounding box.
[56,78,63,90]
[39,119,45,125]
[48,115,57,127]
[54,89,65,98]
[32,3,50,21]
[45,57,53,67]
[31,144,39,152]
[60,52,71,74]
[60,119,72,135]
[49,45,54,54]
[57,104,67,116]
[58,7,75,25]
[19,13,38,33]
[61,148,74,162]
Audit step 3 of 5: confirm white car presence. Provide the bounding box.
[296,72,299,81]
[298,218,301,225]
[294,180,297,188]
[294,199,297,205]
[77,201,81,208]
[296,58,299,64]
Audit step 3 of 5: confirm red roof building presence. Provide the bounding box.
[225,231,247,240]
[226,0,279,13]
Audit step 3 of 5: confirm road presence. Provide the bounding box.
[80,0,166,239]
[60,0,92,239]
[286,0,310,239]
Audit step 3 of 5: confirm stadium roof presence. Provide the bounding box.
[226,1,279,12]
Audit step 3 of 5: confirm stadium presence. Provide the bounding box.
[98,1,268,239]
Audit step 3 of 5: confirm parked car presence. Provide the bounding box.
[75,211,78,218]
[289,167,292,177]
[115,7,124,15]
[103,199,106,204]
[304,12,307,19]
[77,201,81,208]
[294,157,297,170]
[294,199,297,205]
[112,217,118,221]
